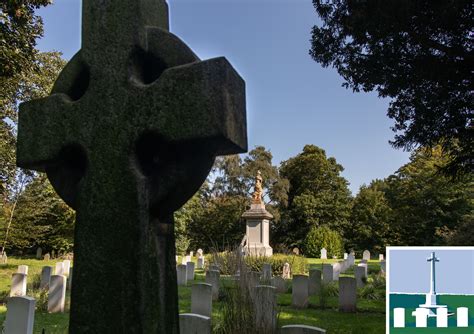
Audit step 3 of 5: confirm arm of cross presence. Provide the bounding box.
[140,56,247,155]
[17,94,77,171]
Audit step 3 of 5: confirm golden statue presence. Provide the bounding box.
[252,170,263,204]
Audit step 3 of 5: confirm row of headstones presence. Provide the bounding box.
[320,249,384,262]
[10,263,71,313]
[393,307,469,328]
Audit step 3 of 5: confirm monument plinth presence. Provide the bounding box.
[242,171,273,256]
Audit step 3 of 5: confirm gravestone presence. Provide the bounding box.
[308,269,322,295]
[185,255,191,263]
[249,271,261,288]
[393,308,405,328]
[43,253,50,261]
[380,260,386,273]
[282,262,291,279]
[343,253,348,260]
[177,265,187,286]
[347,253,355,266]
[262,263,272,281]
[36,247,43,259]
[55,262,64,276]
[18,265,28,275]
[179,313,211,334]
[379,254,384,261]
[320,248,327,259]
[63,259,71,276]
[292,275,309,308]
[357,263,368,277]
[209,264,220,272]
[354,266,366,288]
[40,266,53,289]
[322,264,333,284]
[16,0,246,331]
[332,263,341,281]
[10,273,27,297]
[4,296,36,334]
[292,247,300,255]
[338,277,356,312]
[205,270,220,301]
[48,275,66,313]
[280,325,327,334]
[186,261,195,281]
[0,252,7,264]
[197,256,204,269]
[189,251,193,258]
[197,249,203,257]
[457,307,468,327]
[191,283,212,317]
[362,250,370,261]
[254,285,277,333]
[271,276,287,293]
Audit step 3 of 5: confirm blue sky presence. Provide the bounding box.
[36,0,410,194]
[389,248,474,295]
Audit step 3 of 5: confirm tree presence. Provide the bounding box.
[348,182,392,253]
[0,0,52,78]
[310,0,473,174]
[279,145,352,247]
[304,225,344,258]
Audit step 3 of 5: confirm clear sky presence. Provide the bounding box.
[389,248,474,295]
[36,0,410,194]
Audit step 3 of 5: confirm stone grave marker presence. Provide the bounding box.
[343,253,348,260]
[4,296,36,334]
[16,0,246,331]
[209,264,220,272]
[189,251,193,258]
[186,261,195,281]
[48,275,66,313]
[63,259,71,276]
[197,248,203,256]
[262,263,272,281]
[292,275,309,308]
[379,254,384,261]
[205,270,220,301]
[0,252,7,264]
[43,253,50,261]
[10,273,27,297]
[271,276,287,293]
[17,265,28,275]
[322,264,333,284]
[282,262,291,279]
[357,263,368,276]
[185,255,191,263]
[320,248,327,259]
[40,266,53,289]
[177,265,187,286]
[339,277,356,312]
[36,247,43,259]
[197,256,204,269]
[254,285,277,333]
[362,250,370,261]
[191,283,212,317]
[308,269,322,295]
[354,266,366,288]
[280,325,327,334]
[347,253,355,266]
[179,313,211,334]
[332,263,341,281]
[55,262,64,276]
[380,260,386,273]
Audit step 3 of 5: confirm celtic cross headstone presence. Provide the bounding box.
[16,0,247,332]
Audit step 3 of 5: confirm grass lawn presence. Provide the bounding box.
[0,257,385,333]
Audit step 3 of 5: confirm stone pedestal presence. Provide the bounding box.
[242,203,273,256]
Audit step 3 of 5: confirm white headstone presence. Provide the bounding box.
[320,248,327,259]
[43,253,50,261]
[457,307,468,327]
[55,262,64,276]
[254,285,277,333]
[347,253,355,266]
[191,283,212,317]
[282,262,291,279]
[357,263,368,277]
[10,273,27,297]
[308,269,321,295]
[17,265,28,275]
[393,308,405,328]
[197,248,203,256]
[40,266,52,289]
[189,251,193,258]
[322,264,333,284]
[179,313,211,334]
[436,307,448,327]
[362,250,370,261]
[197,256,204,269]
[291,275,309,308]
[332,263,341,281]
[354,266,366,288]
[205,270,220,301]
[186,262,195,281]
[63,260,71,276]
[4,296,36,334]
[379,254,384,261]
[177,264,187,286]
[343,253,348,260]
[181,257,187,265]
[48,275,66,313]
[415,308,429,327]
[338,277,356,312]
[280,325,327,334]
[185,255,191,263]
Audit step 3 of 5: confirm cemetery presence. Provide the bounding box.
[0,0,471,333]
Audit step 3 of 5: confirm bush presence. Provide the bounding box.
[208,252,307,276]
[304,226,344,258]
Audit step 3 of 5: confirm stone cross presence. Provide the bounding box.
[427,252,439,295]
[16,1,247,332]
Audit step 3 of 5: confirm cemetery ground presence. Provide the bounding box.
[0,257,385,333]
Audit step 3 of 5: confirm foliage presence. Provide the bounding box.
[279,145,352,247]
[318,281,339,309]
[347,183,392,254]
[304,225,344,258]
[359,274,386,301]
[209,251,307,276]
[310,0,473,174]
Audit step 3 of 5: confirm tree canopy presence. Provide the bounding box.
[310,0,473,175]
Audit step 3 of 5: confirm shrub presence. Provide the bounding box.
[304,226,344,258]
